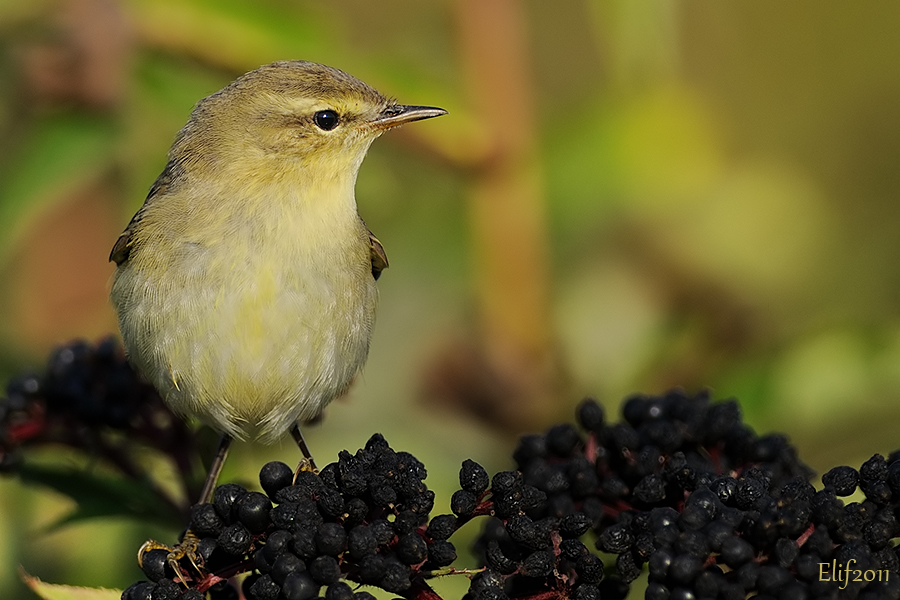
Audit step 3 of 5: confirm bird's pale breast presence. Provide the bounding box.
[111,183,377,443]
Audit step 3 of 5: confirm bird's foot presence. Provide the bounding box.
[293,457,319,481]
[138,531,204,586]
[289,424,319,475]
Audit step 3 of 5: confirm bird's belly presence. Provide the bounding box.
[115,249,376,443]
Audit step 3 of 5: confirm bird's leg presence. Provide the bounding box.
[137,433,233,585]
[290,423,319,476]
[198,433,233,504]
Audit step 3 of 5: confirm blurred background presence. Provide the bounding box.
[2,0,900,597]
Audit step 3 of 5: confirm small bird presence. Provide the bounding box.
[110,61,446,502]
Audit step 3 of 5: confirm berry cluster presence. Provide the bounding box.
[0,338,182,468]
[467,391,900,599]
[123,434,457,600]
[0,338,203,516]
[119,390,900,600]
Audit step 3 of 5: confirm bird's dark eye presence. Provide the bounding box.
[313,110,340,131]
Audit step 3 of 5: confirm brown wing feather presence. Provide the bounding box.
[110,160,182,265]
[368,227,388,280]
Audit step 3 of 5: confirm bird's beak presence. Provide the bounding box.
[369,105,447,132]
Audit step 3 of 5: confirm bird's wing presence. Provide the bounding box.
[110,160,180,266]
[368,227,389,281]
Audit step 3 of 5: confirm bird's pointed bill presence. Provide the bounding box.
[370,105,447,131]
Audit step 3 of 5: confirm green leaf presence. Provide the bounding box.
[21,570,120,600]
[17,462,181,528]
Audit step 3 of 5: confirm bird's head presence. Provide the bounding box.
[171,61,446,181]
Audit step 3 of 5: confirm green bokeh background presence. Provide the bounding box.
[2,1,900,598]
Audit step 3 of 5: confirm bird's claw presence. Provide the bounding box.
[138,531,204,586]
[293,457,319,481]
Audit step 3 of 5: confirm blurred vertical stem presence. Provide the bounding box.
[451,0,556,428]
